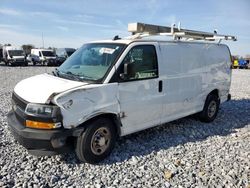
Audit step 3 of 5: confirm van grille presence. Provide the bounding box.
[12,92,27,111]
[15,58,24,62]
[12,93,28,125]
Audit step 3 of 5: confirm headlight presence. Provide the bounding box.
[25,103,59,117]
[25,103,62,129]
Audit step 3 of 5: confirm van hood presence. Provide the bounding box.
[14,73,88,104]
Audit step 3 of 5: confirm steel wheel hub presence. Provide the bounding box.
[91,127,111,155]
[208,101,217,118]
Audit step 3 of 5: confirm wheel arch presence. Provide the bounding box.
[209,89,219,98]
[204,88,220,106]
[76,113,122,137]
[202,89,220,109]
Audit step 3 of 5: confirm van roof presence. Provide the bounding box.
[86,37,227,46]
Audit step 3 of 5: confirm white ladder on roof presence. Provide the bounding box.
[127,22,237,42]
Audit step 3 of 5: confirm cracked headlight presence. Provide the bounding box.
[25,103,62,129]
[25,103,59,117]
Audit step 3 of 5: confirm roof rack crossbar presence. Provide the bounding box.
[127,22,237,41]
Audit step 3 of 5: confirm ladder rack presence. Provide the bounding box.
[127,22,237,42]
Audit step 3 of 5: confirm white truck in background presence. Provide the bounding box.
[29,49,57,66]
[2,46,27,66]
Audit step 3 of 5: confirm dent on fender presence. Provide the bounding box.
[52,83,120,129]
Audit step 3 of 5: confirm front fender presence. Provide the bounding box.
[53,83,120,129]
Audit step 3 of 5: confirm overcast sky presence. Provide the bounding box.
[0,0,249,56]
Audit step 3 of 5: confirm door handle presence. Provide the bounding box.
[159,80,163,92]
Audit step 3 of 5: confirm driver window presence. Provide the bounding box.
[121,45,158,80]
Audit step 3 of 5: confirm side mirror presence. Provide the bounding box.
[120,62,135,80]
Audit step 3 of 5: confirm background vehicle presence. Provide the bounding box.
[30,49,57,66]
[26,54,38,63]
[238,59,249,69]
[2,46,27,66]
[56,48,76,65]
[232,59,239,69]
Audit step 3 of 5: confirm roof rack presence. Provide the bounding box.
[127,22,237,42]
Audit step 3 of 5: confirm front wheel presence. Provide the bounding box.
[32,59,36,66]
[199,94,220,122]
[75,118,117,164]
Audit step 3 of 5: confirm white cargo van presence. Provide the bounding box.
[30,49,57,66]
[2,46,27,66]
[7,23,236,163]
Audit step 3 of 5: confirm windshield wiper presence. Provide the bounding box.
[62,71,84,81]
[65,71,94,81]
[52,68,59,76]
[52,69,93,82]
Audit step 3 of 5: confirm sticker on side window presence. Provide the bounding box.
[99,48,115,54]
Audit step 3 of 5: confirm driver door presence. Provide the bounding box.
[117,43,163,135]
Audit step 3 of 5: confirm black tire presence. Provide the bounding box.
[32,60,36,66]
[75,118,117,164]
[199,94,220,123]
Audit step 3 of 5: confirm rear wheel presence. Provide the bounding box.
[199,94,220,122]
[75,118,117,164]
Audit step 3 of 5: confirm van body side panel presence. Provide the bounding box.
[53,83,120,129]
[159,42,207,123]
[203,44,232,103]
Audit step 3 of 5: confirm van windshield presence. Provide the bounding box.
[9,50,24,57]
[42,51,55,57]
[57,43,125,82]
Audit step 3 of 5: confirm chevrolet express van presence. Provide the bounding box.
[7,23,235,163]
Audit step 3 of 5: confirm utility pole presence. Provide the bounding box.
[42,32,44,48]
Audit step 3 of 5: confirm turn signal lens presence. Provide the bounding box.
[26,120,61,129]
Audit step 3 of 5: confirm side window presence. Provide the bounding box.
[39,51,42,57]
[120,45,158,81]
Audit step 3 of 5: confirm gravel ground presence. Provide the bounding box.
[0,65,249,188]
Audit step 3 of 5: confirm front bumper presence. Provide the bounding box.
[7,110,76,155]
[9,60,27,65]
